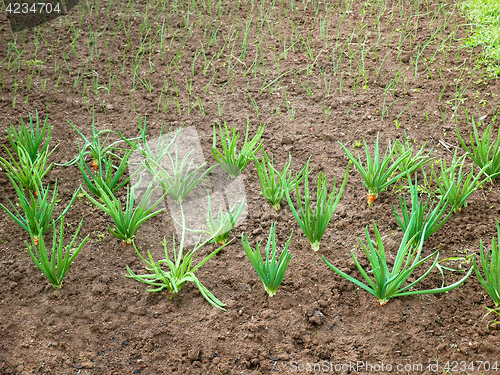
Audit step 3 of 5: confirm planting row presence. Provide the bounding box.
[1,111,500,317]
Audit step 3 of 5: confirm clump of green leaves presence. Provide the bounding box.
[242,223,293,297]
[62,109,127,167]
[0,177,79,243]
[82,181,165,245]
[212,119,264,177]
[339,134,413,203]
[456,120,500,182]
[255,150,305,211]
[286,161,349,251]
[473,220,500,307]
[26,218,89,289]
[0,145,55,194]
[393,132,433,175]
[126,204,230,310]
[323,219,473,305]
[7,111,52,163]
[78,144,138,199]
[392,173,452,249]
[145,145,213,204]
[432,150,490,212]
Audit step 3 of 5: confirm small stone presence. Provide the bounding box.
[213,357,220,365]
[106,103,114,110]
[252,227,262,235]
[281,136,294,145]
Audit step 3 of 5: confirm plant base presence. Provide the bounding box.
[92,159,99,170]
[367,193,377,205]
[311,241,320,252]
[33,236,39,246]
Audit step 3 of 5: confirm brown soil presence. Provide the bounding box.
[1,0,500,374]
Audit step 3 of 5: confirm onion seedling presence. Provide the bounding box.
[323,219,473,305]
[120,115,182,171]
[432,150,491,213]
[242,223,293,297]
[473,220,500,307]
[0,177,79,245]
[61,109,128,168]
[0,145,55,194]
[286,161,349,251]
[7,110,52,163]
[26,217,89,289]
[144,145,213,204]
[126,204,229,310]
[82,181,166,246]
[456,120,500,182]
[178,191,246,245]
[212,119,264,177]
[339,134,412,204]
[392,173,452,249]
[393,132,433,176]
[77,143,138,199]
[255,150,306,211]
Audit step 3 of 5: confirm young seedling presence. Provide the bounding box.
[144,145,213,204]
[456,120,500,182]
[82,180,166,246]
[339,134,413,204]
[0,145,55,194]
[77,143,138,199]
[177,191,246,245]
[212,120,264,177]
[26,217,89,289]
[474,220,500,309]
[62,109,128,168]
[126,204,229,310]
[393,132,433,176]
[255,150,306,211]
[0,177,79,245]
[7,110,52,163]
[242,223,293,297]
[286,161,350,251]
[392,173,452,249]
[323,219,473,305]
[432,150,491,213]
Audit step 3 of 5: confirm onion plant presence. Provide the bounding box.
[77,144,138,199]
[126,204,229,310]
[120,115,182,171]
[212,120,265,177]
[61,109,127,168]
[473,220,500,307]
[179,191,246,245]
[456,121,500,182]
[144,145,213,204]
[255,150,306,211]
[0,145,55,194]
[0,177,79,245]
[323,219,473,305]
[26,217,89,289]
[393,132,433,176]
[7,110,52,163]
[242,223,293,297]
[286,161,349,251]
[432,150,491,213]
[392,173,453,249]
[82,181,166,245]
[339,135,413,204]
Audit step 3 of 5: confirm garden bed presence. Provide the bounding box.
[1,0,500,374]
